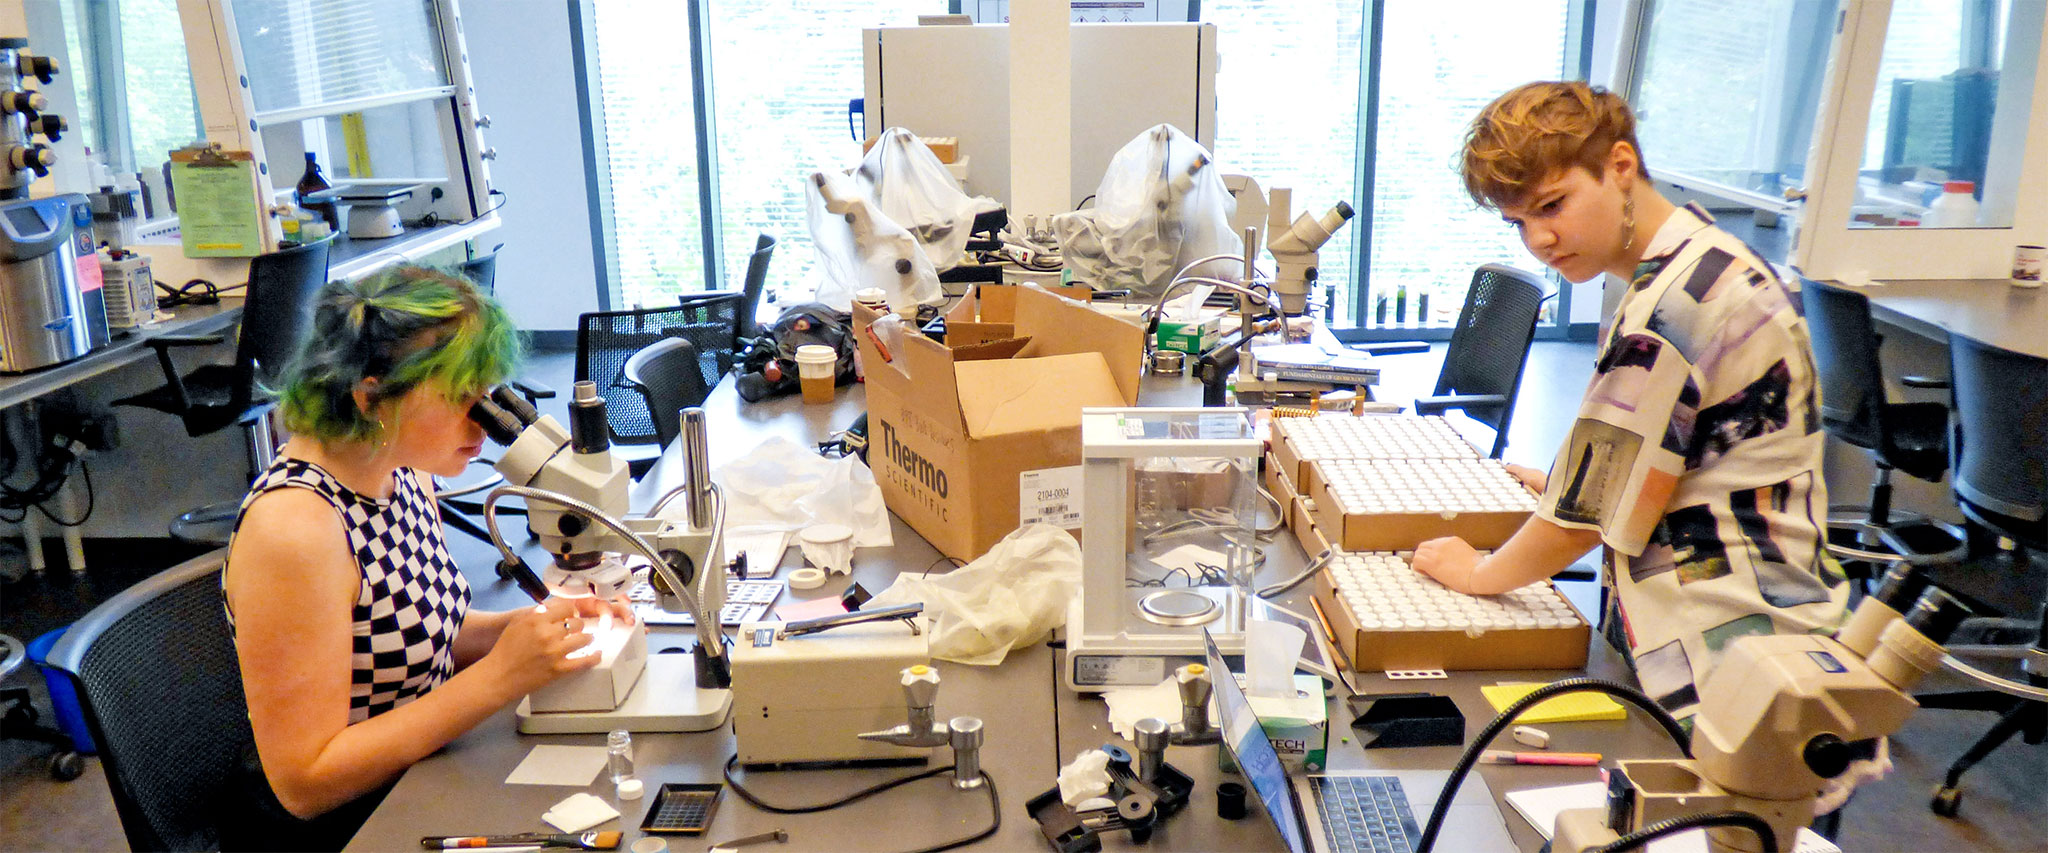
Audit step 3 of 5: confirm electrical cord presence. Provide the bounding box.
[1594,811,1780,853]
[155,277,235,307]
[720,756,1001,853]
[33,459,92,527]
[1414,678,1693,853]
[1256,547,1332,599]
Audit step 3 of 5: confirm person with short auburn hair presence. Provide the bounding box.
[1414,81,1850,736]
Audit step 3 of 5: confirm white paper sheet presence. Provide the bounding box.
[1504,780,1841,852]
[505,744,611,786]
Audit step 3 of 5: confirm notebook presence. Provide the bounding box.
[1205,631,1516,852]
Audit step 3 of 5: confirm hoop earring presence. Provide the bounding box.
[1620,193,1637,254]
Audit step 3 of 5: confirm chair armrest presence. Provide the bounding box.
[1412,393,1506,415]
[509,378,556,401]
[141,333,227,350]
[1348,341,1431,356]
[1554,567,1597,583]
[1900,375,1949,389]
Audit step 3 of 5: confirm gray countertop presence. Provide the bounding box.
[1854,278,2048,359]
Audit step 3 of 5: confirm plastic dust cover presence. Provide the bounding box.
[804,169,944,313]
[1052,124,1241,300]
[866,523,1083,666]
[855,127,1004,273]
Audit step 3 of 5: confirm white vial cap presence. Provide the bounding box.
[617,777,645,799]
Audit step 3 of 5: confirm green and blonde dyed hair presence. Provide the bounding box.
[1460,81,1651,212]
[277,265,523,444]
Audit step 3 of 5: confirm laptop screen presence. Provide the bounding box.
[1206,630,1311,853]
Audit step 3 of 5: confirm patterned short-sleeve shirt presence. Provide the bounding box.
[226,457,473,724]
[1535,202,1849,721]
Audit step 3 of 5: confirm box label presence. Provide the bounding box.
[1019,465,1083,528]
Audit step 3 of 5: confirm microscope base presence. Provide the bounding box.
[516,652,732,733]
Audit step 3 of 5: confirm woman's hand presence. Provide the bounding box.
[565,594,637,627]
[480,598,602,697]
[1504,463,1547,494]
[1412,537,1483,593]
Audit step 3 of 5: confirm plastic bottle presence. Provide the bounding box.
[1924,180,1979,228]
[1394,282,1408,325]
[606,729,636,786]
[296,152,340,231]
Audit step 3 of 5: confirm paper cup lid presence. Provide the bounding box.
[616,778,645,799]
[795,344,836,363]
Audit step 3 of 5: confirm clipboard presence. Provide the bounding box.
[169,145,266,258]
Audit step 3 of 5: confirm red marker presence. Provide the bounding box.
[1479,750,1601,766]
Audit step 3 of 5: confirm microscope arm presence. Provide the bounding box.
[482,483,725,663]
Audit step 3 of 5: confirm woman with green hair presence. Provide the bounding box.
[220,265,625,850]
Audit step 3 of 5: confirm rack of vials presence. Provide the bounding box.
[1316,457,1539,516]
[1319,550,1590,671]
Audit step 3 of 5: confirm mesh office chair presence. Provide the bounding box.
[1916,335,2048,818]
[1406,264,1546,459]
[1801,280,1966,587]
[42,553,250,852]
[576,293,744,475]
[113,240,329,544]
[733,233,777,341]
[621,337,713,450]
[0,632,83,779]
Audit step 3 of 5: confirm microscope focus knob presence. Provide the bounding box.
[1803,734,1854,779]
[556,512,588,538]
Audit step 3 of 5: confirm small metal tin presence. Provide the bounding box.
[1149,349,1186,375]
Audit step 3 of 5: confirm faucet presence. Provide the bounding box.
[858,665,987,789]
[1166,663,1219,746]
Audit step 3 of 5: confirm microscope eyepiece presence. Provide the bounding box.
[468,394,524,446]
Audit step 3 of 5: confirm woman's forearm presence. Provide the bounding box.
[1466,516,1603,595]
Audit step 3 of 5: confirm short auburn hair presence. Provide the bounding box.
[1460,81,1650,212]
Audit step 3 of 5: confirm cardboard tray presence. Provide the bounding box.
[1312,570,1590,672]
[1307,460,1532,552]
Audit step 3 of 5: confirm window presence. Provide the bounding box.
[1630,0,1838,212]
[1365,1,1571,332]
[59,0,205,179]
[1202,0,1367,324]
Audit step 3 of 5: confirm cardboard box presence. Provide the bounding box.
[860,286,1142,562]
[941,282,1094,347]
[526,621,648,713]
[1290,495,1329,558]
[1308,460,1531,552]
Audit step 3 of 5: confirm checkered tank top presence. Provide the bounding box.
[225,457,473,724]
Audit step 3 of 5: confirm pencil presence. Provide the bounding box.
[1308,596,1354,672]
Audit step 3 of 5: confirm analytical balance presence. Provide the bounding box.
[1065,407,1265,691]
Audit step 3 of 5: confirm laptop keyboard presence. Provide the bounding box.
[1312,775,1420,853]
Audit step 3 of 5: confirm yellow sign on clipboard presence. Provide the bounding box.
[169,145,266,258]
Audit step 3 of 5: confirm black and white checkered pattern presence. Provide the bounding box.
[226,458,472,723]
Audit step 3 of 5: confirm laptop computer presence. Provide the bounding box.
[1205,631,1518,853]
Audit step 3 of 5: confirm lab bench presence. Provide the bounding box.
[345,375,1646,853]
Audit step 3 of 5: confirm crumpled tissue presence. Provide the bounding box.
[542,792,619,832]
[1058,748,1114,808]
[1101,676,1190,741]
[866,523,1081,665]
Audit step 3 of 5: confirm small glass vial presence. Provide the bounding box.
[607,729,636,786]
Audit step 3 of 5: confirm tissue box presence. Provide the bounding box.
[1155,315,1222,355]
[1220,673,1328,772]
[526,621,648,713]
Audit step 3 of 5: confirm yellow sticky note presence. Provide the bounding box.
[1481,682,1627,724]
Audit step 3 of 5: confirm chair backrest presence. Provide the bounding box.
[234,239,330,410]
[736,234,776,340]
[460,250,499,294]
[577,293,743,445]
[622,337,712,449]
[1799,279,1888,451]
[43,553,249,853]
[1947,335,2048,548]
[1435,263,1545,429]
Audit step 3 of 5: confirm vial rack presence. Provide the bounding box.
[1309,457,1538,552]
[1316,551,1589,671]
[1271,414,1479,496]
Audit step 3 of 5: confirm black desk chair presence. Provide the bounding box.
[576,293,744,477]
[113,240,329,544]
[621,337,713,450]
[0,632,83,780]
[1917,335,2048,818]
[732,233,777,341]
[42,553,250,852]
[1362,264,1544,459]
[1801,280,1965,585]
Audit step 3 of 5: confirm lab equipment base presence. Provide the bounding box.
[515,653,731,733]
